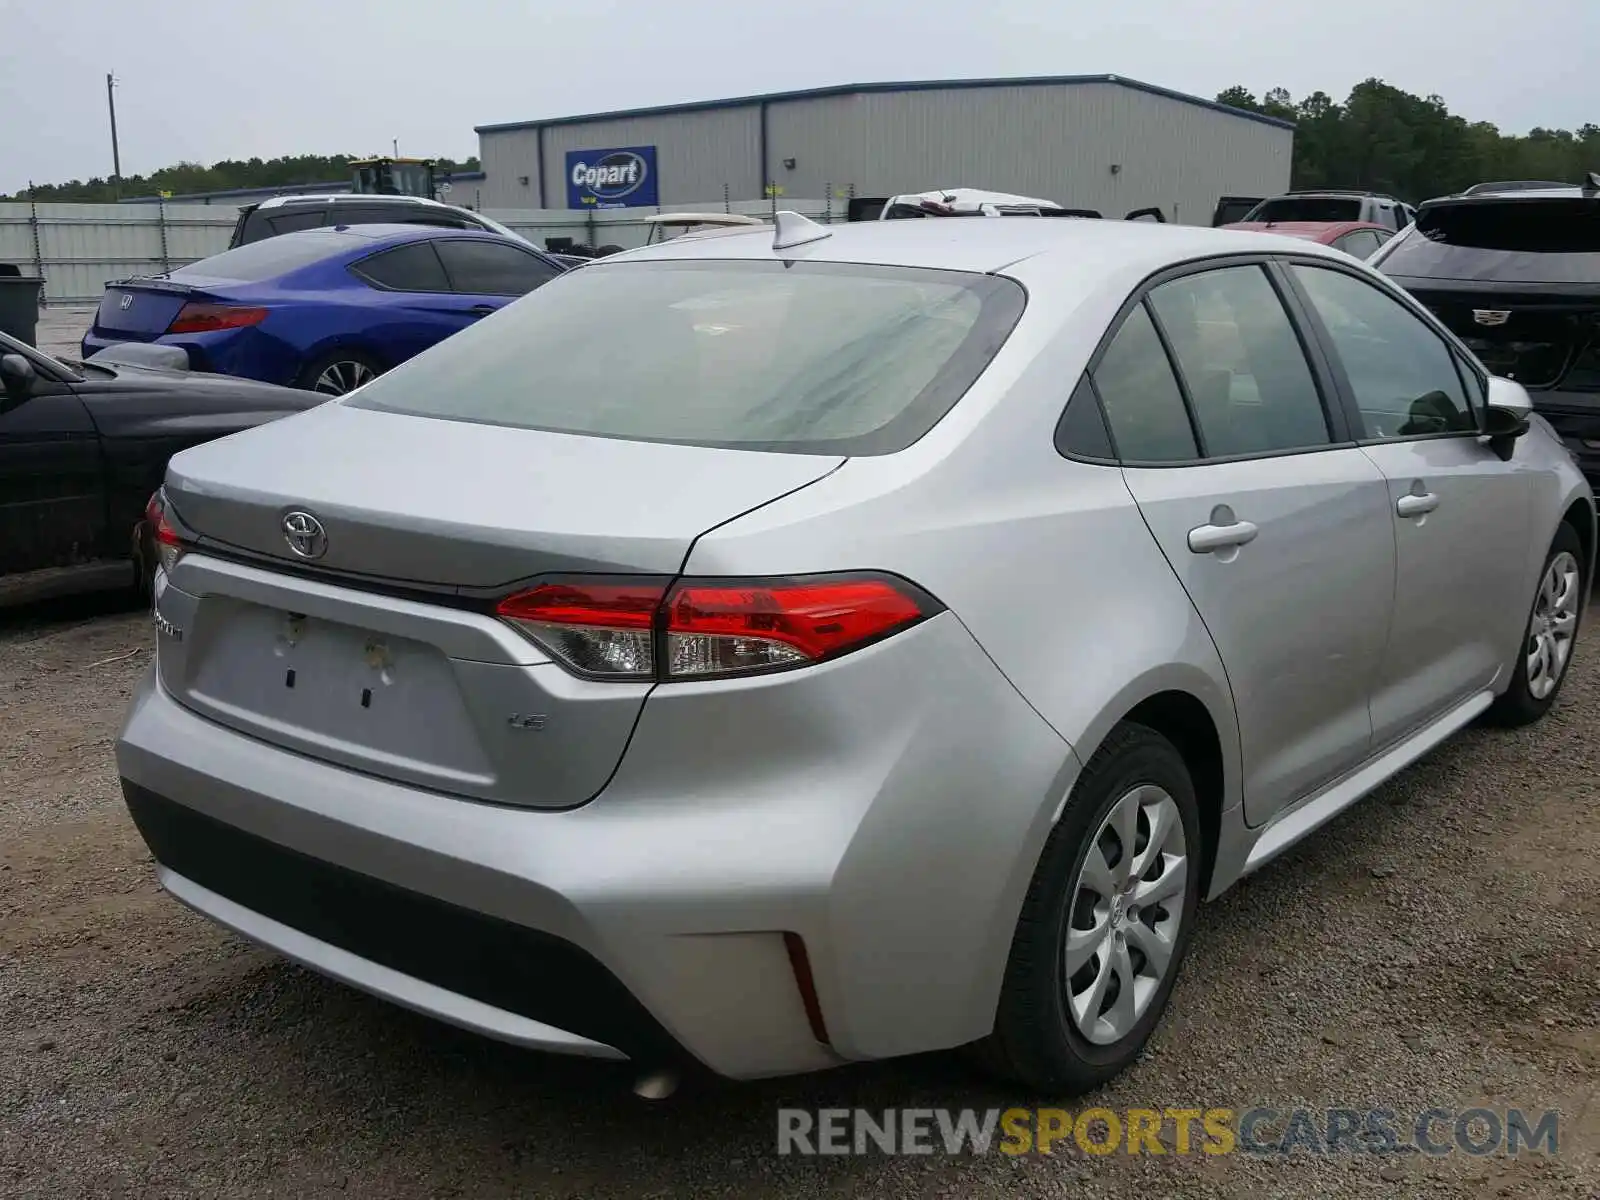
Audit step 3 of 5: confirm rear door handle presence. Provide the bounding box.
[1396,491,1440,518]
[1188,519,1259,554]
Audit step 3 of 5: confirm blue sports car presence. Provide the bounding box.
[82,225,571,395]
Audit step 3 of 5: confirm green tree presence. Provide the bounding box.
[6,153,480,203]
[1215,80,1596,201]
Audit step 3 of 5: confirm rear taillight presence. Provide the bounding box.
[494,573,939,682]
[165,302,268,335]
[145,489,190,572]
[496,579,665,680]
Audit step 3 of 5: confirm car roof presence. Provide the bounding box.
[1277,189,1400,201]
[605,213,1351,277]
[256,193,453,211]
[1422,184,1599,208]
[250,223,512,255]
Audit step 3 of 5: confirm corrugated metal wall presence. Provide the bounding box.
[766,83,1290,224]
[478,80,1292,223]
[479,127,543,209]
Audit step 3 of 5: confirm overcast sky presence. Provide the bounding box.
[1,0,1594,194]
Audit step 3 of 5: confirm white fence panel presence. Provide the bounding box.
[0,199,840,304]
[0,202,236,304]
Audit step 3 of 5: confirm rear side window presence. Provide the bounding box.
[1336,230,1382,259]
[346,258,1026,456]
[1247,197,1364,223]
[1381,198,1600,284]
[268,210,325,236]
[350,242,450,292]
[1091,303,1198,462]
[331,205,430,228]
[1147,265,1331,457]
[435,240,559,296]
[1056,376,1116,460]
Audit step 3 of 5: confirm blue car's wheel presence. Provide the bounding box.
[296,349,382,396]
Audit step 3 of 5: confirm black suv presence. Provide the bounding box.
[1372,177,1600,481]
[230,195,513,248]
[1241,190,1417,231]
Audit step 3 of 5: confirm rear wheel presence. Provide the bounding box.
[1484,523,1584,727]
[976,722,1201,1092]
[295,349,382,396]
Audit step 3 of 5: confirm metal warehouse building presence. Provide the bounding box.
[472,74,1294,224]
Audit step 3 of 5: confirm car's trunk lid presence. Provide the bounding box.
[164,402,842,586]
[155,402,843,808]
[92,279,210,338]
[1386,194,1600,399]
[1405,284,1600,392]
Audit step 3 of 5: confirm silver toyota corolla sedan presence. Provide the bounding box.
[119,212,1593,1092]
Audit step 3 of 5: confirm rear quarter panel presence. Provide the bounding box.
[265,275,460,378]
[680,262,1243,1029]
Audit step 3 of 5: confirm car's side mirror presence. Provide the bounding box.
[0,353,37,408]
[1481,376,1533,461]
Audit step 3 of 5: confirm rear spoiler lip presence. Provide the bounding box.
[105,276,202,295]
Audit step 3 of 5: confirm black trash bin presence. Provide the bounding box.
[0,264,44,347]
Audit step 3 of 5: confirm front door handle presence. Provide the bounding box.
[1188,518,1259,554]
[1396,491,1440,518]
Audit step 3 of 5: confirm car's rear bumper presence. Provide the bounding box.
[82,327,295,387]
[116,613,1076,1079]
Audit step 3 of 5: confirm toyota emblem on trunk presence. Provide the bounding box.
[281,511,328,559]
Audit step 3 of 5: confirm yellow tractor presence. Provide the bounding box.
[349,157,440,199]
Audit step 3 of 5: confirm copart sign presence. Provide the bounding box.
[565,146,659,209]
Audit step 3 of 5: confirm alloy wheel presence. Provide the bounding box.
[1527,550,1581,701]
[1063,783,1188,1045]
[313,359,376,396]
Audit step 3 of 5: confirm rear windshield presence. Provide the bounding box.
[175,231,342,282]
[1246,197,1363,223]
[1381,198,1600,284]
[345,258,1026,455]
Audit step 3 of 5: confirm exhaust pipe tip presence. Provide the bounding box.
[633,1069,678,1101]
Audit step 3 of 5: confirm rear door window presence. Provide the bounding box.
[350,242,450,292]
[1247,197,1364,223]
[1147,265,1332,457]
[434,240,560,295]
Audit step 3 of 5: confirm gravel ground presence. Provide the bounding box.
[33,305,95,361]
[1,593,1597,1199]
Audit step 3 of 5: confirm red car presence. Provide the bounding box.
[1220,219,1395,260]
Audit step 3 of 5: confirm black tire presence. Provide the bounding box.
[1483,522,1585,727]
[294,348,383,396]
[974,722,1202,1093]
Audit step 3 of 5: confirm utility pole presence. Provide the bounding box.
[392,138,399,157]
[106,73,123,201]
